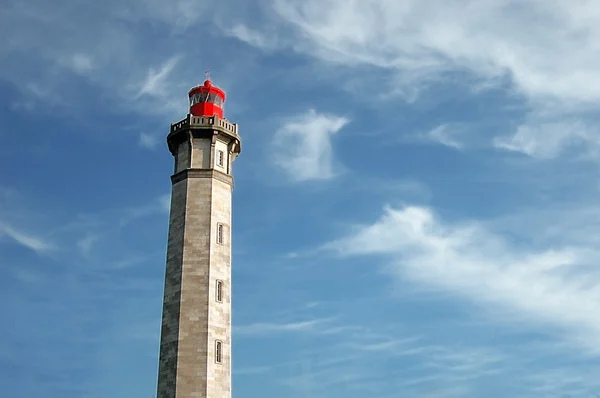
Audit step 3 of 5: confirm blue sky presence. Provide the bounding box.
[2,0,600,397]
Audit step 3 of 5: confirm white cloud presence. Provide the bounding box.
[233,0,600,159]
[273,109,349,181]
[138,132,160,150]
[236,314,598,395]
[325,205,600,352]
[493,118,600,159]
[422,124,464,149]
[265,0,600,105]
[59,53,94,74]
[135,56,181,99]
[227,25,280,51]
[236,318,332,336]
[117,194,171,227]
[0,222,55,253]
[234,366,274,375]
[277,332,508,393]
[524,365,600,395]
[23,83,58,103]
[0,0,210,118]
[77,234,99,256]
[158,194,171,213]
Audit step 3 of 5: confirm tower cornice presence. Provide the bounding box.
[170,169,234,187]
[167,114,242,157]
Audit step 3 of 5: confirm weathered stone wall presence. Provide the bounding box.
[156,177,188,398]
[157,124,237,398]
[191,138,212,169]
[206,177,232,398]
[176,140,191,173]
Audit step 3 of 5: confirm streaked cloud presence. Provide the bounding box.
[138,132,160,150]
[326,205,600,352]
[59,53,94,74]
[0,222,55,253]
[158,194,171,213]
[76,234,100,257]
[494,119,597,159]
[234,366,274,375]
[227,25,280,51]
[234,0,600,161]
[236,318,332,336]
[135,56,181,100]
[263,0,600,105]
[422,124,464,149]
[117,194,171,228]
[275,330,508,394]
[0,1,210,117]
[273,109,349,181]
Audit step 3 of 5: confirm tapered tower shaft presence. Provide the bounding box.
[157,81,241,398]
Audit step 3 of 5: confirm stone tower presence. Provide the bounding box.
[156,79,241,398]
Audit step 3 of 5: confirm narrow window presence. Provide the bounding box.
[217,223,224,244]
[215,341,223,364]
[216,280,223,303]
[217,150,224,167]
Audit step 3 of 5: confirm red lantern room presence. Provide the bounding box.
[188,79,226,118]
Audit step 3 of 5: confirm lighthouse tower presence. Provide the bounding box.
[157,79,241,398]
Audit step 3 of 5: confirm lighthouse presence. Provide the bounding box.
[156,78,241,398]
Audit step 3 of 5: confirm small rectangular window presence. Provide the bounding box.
[215,341,223,364]
[217,150,224,167]
[216,280,223,303]
[217,223,223,244]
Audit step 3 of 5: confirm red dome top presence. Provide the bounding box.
[188,80,226,118]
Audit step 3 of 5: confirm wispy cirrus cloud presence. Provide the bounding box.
[0,187,169,397]
[117,194,171,228]
[236,318,332,336]
[262,0,600,104]
[135,56,181,100]
[68,194,171,257]
[0,189,169,259]
[227,25,281,52]
[76,234,100,257]
[231,0,600,160]
[234,366,274,376]
[273,109,349,182]
[325,204,600,353]
[0,0,215,118]
[0,222,55,254]
[493,118,600,159]
[421,124,465,150]
[58,53,95,75]
[260,323,510,395]
[234,311,600,396]
[138,132,161,150]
